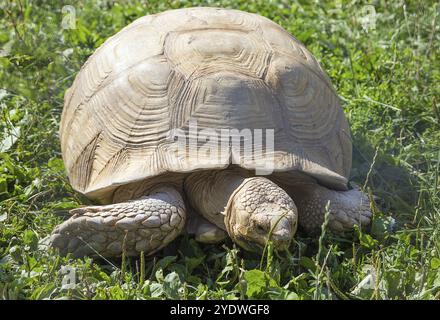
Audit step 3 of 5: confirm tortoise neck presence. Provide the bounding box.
[183,169,248,231]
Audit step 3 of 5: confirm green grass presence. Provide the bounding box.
[0,0,439,300]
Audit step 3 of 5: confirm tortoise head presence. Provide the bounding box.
[225,177,298,252]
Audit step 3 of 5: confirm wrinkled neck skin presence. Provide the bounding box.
[184,169,248,231]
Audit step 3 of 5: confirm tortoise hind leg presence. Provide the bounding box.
[49,187,186,258]
[284,183,373,235]
[186,209,227,244]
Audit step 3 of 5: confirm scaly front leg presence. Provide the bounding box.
[285,183,372,234]
[49,187,186,258]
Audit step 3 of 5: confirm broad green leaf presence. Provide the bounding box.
[163,272,182,300]
[243,269,278,298]
[149,282,163,298]
[22,230,38,251]
[431,257,440,270]
[299,256,316,272]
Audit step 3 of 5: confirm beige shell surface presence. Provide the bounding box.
[60,7,352,201]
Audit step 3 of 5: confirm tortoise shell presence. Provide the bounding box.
[60,7,352,201]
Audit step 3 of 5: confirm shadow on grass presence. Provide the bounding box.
[350,132,418,222]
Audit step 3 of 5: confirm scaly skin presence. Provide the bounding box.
[49,169,372,258]
[185,170,298,252]
[281,182,372,234]
[49,187,186,257]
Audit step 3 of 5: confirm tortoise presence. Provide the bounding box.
[49,7,372,258]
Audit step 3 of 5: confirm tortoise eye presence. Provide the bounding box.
[255,223,268,234]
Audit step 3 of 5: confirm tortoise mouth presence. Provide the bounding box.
[231,232,292,253]
[226,215,293,252]
[232,233,265,253]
